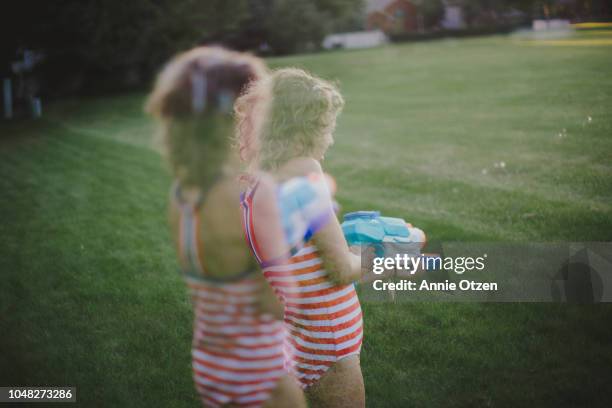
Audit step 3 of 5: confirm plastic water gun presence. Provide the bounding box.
[341,211,426,258]
[324,173,427,259]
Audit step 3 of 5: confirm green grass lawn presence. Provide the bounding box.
[1,34,611,407]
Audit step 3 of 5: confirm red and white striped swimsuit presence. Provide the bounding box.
[175,184,286,408]
[241,176,363,388]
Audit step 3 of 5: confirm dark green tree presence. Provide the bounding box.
[2,0,250,93]
[1,0,364,93]
[417,0,446,29]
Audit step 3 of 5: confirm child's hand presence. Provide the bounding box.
[350,245,383,282]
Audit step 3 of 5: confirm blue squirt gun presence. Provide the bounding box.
[341,211,426,258]
[341,211,445,278]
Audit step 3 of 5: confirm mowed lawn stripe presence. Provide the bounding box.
[0,125,197,406]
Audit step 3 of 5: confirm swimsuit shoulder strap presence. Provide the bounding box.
[173,180,205,210]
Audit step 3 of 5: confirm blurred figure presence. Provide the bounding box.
[146,47,306,408]
[236,68,365,408]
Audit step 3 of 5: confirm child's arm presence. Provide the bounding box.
[282,157,362,285]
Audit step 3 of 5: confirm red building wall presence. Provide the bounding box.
[367,0,418,34]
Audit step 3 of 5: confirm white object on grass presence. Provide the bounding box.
[3,78,12,119]
[31,97,42,118]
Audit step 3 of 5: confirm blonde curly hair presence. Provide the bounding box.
[235,68,344,171]
[146,47,267,187]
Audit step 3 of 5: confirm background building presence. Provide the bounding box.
[366,0,420,33]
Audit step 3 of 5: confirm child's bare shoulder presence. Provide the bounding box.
[249,171,272,186]
[249,171,277,201]
[283,157,323,177]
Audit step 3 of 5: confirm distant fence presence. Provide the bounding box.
[389,23,529,43]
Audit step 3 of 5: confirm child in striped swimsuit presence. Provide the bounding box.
[146,47,306,408]
[241,173,364,387]
[174,182,286,407]
[235,68,366,407]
